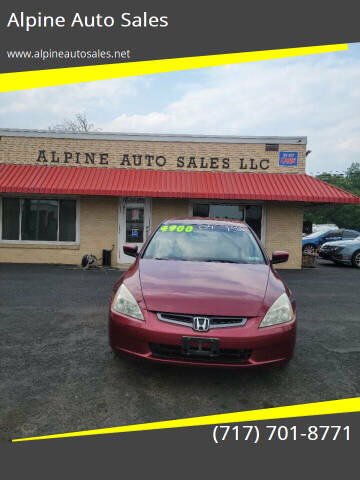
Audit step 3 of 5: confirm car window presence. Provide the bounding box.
[343,230,359,239]
[143,223,266,264]
[323,230,343,239]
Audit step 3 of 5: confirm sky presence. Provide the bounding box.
[1,43,360,174]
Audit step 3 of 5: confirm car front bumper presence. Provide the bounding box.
[319,250,351,264]
[318,251,332,260]
[109,309,296,368]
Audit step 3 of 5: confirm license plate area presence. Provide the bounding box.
[181,336,220,357]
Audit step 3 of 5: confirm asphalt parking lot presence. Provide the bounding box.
[0,260,359,440]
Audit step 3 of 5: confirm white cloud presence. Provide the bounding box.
[0,77,142,123]
[100,54,360,173]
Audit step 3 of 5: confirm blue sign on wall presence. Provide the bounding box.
[279,151,298,167]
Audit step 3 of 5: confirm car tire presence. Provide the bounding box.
[351,250,360,268]
[302,244,316,254]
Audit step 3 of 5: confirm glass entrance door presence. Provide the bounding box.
[118,198,151,263]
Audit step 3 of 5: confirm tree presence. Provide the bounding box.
[48,113,99,133]
[304,163,360,231]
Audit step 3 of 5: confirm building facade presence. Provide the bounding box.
[1,129,359,269]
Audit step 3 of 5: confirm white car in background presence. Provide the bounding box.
[312,224,338,234]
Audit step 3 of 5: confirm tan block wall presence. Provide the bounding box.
[0,196,118,265]
[265,202,304,269]
[0,136,306,174]
[151,198,190,229]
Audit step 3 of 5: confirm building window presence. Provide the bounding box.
[265,143,279,152]
[1,197,77,242]
[192,203,262,239]
[193,204,245,221]
[245,205,262,239]
[2,198,20,240]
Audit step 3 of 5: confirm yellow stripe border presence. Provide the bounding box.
[0,44,347,93]
[13,397,359,442]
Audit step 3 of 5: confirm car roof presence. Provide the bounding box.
[162,217,249,228]
[322,228,359,234]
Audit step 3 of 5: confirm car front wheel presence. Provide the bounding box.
[351,250,360,268]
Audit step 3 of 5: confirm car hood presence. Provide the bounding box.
[302,236,321,244]
[138,259,271,317]
[322,239,360,248]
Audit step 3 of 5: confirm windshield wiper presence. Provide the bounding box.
[152,257,243,263]
[204,259,242,264]
[153,257,185,261]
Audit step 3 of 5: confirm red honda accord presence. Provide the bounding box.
[109,218,296,367]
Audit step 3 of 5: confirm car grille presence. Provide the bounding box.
[320,245,342,256]
[150,343,252,363]
[156,312,247,329]
[321,245,335,252]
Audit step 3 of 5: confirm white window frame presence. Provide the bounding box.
[0,195,80,245]
[189,199,266,243]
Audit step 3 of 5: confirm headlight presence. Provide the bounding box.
[112,284,144,321]
[259,293,294,328]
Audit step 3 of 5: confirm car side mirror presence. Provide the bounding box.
[271,251,289,264]
[123,244,138,258]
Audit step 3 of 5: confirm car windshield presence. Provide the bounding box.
[305,230,331,239]
[143,223,266,264]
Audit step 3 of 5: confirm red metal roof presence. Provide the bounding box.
[0,164,359,204]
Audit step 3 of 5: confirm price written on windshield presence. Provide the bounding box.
[159,224,246,233]
[160,225,193,233]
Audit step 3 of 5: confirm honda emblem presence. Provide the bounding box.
[192,316,210,332]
